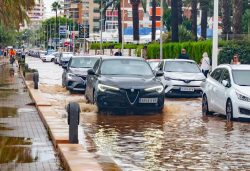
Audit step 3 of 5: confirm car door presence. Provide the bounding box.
[216,69,231,114]
[86,59,100,102]
[207,68,224,112]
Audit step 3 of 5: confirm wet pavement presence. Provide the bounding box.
[0,63,62,170]
[27,56,250,170]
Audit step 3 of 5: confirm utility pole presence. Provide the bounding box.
[100,0,103,54]
[121,0,125,54]
[212,0,219,70]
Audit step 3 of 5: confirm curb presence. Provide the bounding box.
[19,67,103,171]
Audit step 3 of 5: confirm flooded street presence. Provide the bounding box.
[27,57,250,170]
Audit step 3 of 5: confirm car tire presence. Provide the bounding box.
[51,58,54,62]
[93,91,102,112]
[226,99,233,121]
[202,94,213,116]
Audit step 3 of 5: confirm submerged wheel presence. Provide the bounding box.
[226,99,233,121]
[202,95,213,115]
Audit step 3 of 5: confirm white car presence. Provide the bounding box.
[156,59,206,97]
[202,64,250,120]
[41,52,59,62]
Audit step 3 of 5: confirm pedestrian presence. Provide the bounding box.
[21,50,26,62]
[178,48,190,59]
[231,54,241,65]
[200,52,210,77]
[114,49,122,56]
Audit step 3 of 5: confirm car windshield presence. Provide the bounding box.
[70,57,98,68]
[101,59,153,76]
[148,61,160,70]
[232,70,250,86]
[164,61,201,73]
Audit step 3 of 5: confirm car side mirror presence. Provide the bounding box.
[156,71,164,77]
[62,65,68,70]
[87,69,95,75]
[222,80,230,88]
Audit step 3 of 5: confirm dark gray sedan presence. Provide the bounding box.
[62,56,100,93]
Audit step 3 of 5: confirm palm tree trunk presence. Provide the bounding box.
[151,0,156,41]
[221,0,231,34]
[171,0,179,42]
[232,0,243,34]
[117,3,122,43]
[55,9,58,48]
[201,8,208,39]
[178,0,183,25]
[191,0,198,41]
[131,0,140,41]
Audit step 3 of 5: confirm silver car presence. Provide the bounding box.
[156,59,206,97]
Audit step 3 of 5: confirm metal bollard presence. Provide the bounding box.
[67,102,80,144]
[25,63,29,70]
[33,72,39,89]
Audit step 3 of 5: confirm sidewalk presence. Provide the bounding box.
[0,63,62,170]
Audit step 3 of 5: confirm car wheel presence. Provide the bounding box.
[51,58,54,62]
[226,99,233,121]
[93,91,102,112]
[202,95,213,116]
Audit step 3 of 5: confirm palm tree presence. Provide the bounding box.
[130,0,141,41]
[151,0,157,41]
[232,0,243,34]
[171,0,179,42]
[191,0,198,41]
[178,0,183,25]
[221,0,231,35]
[52,1,62,37]
[199,0,209,39]
[0,0,35,29]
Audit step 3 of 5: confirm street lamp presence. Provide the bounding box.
[212,0,219,70]
[121,0,125,54]
[100,0,103,54]
[160,0,163,60]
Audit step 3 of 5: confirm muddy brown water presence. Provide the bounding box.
[81,99,250,170]
[0,107,17,118]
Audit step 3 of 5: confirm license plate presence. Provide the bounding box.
[180,87,195,92]
[139,98,158,103]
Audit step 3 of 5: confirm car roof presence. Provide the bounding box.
[72,55,101,58]
[100,56,144,61]
[163,59,196,63]
[147,59,162,62]
[218,64,250,70]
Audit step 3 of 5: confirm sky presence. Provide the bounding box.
[44,0,54,18]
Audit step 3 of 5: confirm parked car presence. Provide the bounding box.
[62,56,100,93]
[156,59,206,97]
[147,59,162,70]
[58,52,74,66]
[85,57,165,112]
[202,64,250,120]
[41,52,59,62]
[38,50,47,58]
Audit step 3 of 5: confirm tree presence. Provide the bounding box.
[52,1,62,39]
[171,0,179,42]
[191,0,198,41]
[221,0,232,34]
[130,0,141,41]
[178,0,183,25]
[0,0,35,29]
[151,0,157,41]
[232,0,243,34]
[200,0,210,39]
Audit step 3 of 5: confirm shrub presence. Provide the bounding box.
[218,41,250,64]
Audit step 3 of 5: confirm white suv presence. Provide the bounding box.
[202,64,250,120]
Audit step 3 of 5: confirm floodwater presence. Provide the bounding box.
[27,56,250,170]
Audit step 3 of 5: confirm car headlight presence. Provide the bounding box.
[236,91,250,102]
[145,86,164,93]
[67,73,77,80]
[97,84,119,92]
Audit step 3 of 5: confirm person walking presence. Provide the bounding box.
[178,48,190,59]
[200,52,210,77]
[231,54,241,65]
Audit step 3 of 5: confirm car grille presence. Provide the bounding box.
[239,108,250,115]
[125,89,140,104]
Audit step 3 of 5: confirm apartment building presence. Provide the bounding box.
[26,0,45,29]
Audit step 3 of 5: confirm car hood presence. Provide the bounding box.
[69,68,89,76]
[235,86,250,97]
[99,75,162,89]
[164,72,205,81]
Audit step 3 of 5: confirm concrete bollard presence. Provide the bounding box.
[67,102,80,144]
[33,72,39,89]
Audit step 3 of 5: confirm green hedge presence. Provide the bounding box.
[147,41,212,63]
[90,42,138,49]
[218,41,250,64]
